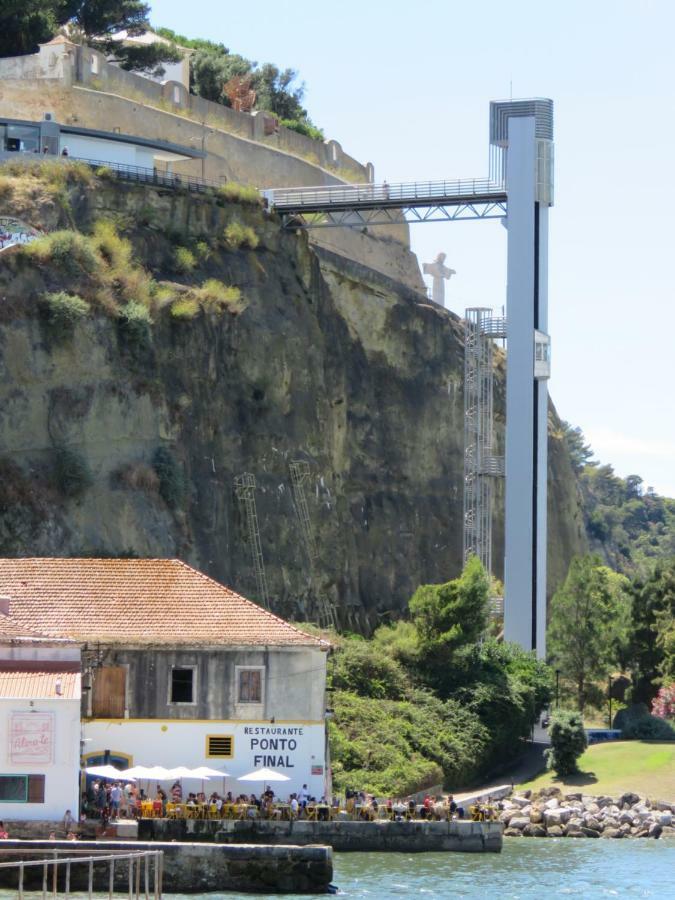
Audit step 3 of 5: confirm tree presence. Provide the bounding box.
[0,0,74,57]
[548,556,628,712]
[0,1,181,75]
[409,556,489,657]
[560,421,596,472]
[629,559,675,701]
[544,709,587,776]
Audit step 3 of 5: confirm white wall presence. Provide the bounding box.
[0,698,81,822]
[59,134,155,169]
[83,719,327,800]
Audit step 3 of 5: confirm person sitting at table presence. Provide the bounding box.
[196,791,206,804]
[186,793,197,806]
[226,792,234,803]
[171,781,182,803]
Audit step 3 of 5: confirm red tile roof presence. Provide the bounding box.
[0,614,56,641]
[0,559,326,648]
[0,665,80,699]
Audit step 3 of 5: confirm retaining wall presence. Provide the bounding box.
[139,818,503,853]
[0,839,333,894]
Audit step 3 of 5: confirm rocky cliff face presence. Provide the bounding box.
[0,169,587,628]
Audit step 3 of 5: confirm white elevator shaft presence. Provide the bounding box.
[502,111,551,658]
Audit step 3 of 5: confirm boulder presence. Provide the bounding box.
[635,828,650,838]
[499,810,514,825]
[504,827,524,837]
[580,826,600,838]
[584,816,602,831]
[595,796,614,808]
[658,812,672,827]
[529,808,544,824]
[619,812,635,826]
[584,802,600,816]
[546,825,564,837]
[619,823,632,835]
[523,823,547,837]
[564,792,583,802]
[508,817,530,831]
[544,798,560,810]
[654,799,673,812]
[601,827,623,839]
[537,786,562,799]
[618,792,640,808]
[543,810,562,828]
[510,796,531,809]
[648,822,663,839]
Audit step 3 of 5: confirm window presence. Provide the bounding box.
[92,667,127,717]
[238,668,262,703]
[0,775,45,803]
[173,85,180,104]
[91,54,99,75]
[170,666,195,704]
[206,735,234,758]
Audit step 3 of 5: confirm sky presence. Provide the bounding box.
[151,0,675,496]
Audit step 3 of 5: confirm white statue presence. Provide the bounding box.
[423,252,456,307]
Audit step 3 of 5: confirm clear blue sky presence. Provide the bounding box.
[152,0,675,496]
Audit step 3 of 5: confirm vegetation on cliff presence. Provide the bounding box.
[326,559,552,795]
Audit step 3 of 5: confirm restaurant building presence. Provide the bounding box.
[0,559,330,801]
[0,607,81,821]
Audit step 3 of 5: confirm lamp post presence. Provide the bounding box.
[608,675,613,730]
[555,669,560,708]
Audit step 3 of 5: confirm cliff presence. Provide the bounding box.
[0,163,587,627]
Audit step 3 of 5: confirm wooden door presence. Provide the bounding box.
[92,667,126,717]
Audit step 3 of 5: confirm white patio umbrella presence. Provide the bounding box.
[237,766,290,793]
[84,764,132,780]
[190,766,230,779]
[164,766,196,780]
[121,765,173,780]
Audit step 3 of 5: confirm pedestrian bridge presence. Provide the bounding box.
[262,178,508,228]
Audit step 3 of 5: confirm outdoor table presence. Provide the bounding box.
[274,803,291,820]
[140,801,154,818]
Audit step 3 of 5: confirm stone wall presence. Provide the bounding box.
[0,839,333,893]
[139,817,502,853]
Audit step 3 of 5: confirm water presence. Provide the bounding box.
[1,840,673,898]
[222,839,675,899]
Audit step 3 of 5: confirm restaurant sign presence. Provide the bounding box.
[9,711,55,764]
[244,725,308,769]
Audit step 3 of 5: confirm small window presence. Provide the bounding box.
[173,85,180,104]
[170,667,195,704]
[0,775,45,803]
[206,735,234,758]
[91,54,99,75]
[238,669,262,703]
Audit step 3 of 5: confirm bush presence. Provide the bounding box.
[24,230,100,277]
[652,684,675,720]
[152,447,185,509]
[329,637,409,700]
[42,291,90,340]
[217,182,263,206]
[194,240,211,261]
[52,447,93,499]
[174,246,196,273]
[280,118,325,141]
[92,220,132,270]
[118,301,152,348]
[617,701,675,740]
[170,297,200,320]
[223,221,259,250]
[544,709,587,776]
[196,280,246,315]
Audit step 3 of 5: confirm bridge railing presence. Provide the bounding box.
[265,177,505,210]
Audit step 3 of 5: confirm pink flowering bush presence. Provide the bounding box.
[651,684,675,720]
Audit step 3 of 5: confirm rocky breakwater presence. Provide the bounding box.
[501,788,674,839]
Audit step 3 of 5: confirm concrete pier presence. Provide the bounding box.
[0,839,333,894]
[139,818,503,853]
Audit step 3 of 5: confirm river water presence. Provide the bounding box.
[1,839,672,898]
[233,839,675,899]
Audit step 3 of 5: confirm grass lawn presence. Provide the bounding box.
[520,741,675,800]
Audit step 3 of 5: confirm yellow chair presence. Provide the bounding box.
[185,804,198,819]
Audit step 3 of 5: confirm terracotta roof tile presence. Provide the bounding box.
[0,559,326,648]
[0,668,80,699]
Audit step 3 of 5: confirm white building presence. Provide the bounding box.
[0,607,81,822]
[0,559,330,801]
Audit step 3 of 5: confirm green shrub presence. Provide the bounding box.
[95,165,115,180]
[52,447,93,499]
[152,446,185,509]
[24,230,100,277]
[217,182,263,206]
[329,637,409,700]
[92,220,132,269]
[196,279,246,315]
[194,240,211,261]
[42,291,90,340]
[223,221,259,250]
[118,301,152,348]
[544,709,587,776]
[280,118,325,141]
[170,297,200,320]
[174,246,196,273]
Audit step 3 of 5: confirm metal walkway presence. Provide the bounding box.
[263,178,507,228]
